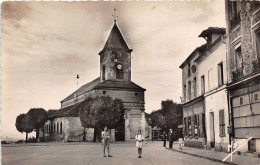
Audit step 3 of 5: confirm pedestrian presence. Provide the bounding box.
[162,131,167,148]
[135,130,144,158]
[102,126,113,157]
[168,129,174,148]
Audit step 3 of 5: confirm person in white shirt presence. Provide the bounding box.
[135,130,144,158]
[101,126,113,157]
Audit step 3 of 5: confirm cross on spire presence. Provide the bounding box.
[112,8,118,23]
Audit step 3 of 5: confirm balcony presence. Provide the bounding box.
[231,58,260,82]
[231,66,244,82]
[252,58,260,73]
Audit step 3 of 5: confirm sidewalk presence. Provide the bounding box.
[168,142,260,165]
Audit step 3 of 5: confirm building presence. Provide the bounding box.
[179,41,207,149]
[195,28,230,152]
[180,27,228,151]
[43,21,146,142]
[225,1,260,152]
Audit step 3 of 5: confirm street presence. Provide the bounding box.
[2,141,226,165]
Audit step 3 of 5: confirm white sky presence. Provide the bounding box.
[1,1,226,139]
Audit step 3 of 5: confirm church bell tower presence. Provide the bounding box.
[98,11,132,83]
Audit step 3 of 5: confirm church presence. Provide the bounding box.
[42,19,146,142]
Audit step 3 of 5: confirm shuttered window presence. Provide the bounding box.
[219,110,225,137]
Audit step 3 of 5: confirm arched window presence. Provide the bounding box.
[102,65,106,81]
[60,122,63,133]
[57,122,59,134]
[54,123,56,133]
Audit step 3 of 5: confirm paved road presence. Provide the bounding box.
[2,141,226,165]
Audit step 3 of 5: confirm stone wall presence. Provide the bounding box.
[227,1,260,82]
[44,117,94,142]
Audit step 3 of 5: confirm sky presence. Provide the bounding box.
[1,1,226,139]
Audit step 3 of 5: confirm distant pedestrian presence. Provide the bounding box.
[102,126,113,157]
[168,129,174,148]
[135,130,144,158]
[162,131,167,148]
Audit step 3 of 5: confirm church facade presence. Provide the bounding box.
[42,22,146,142]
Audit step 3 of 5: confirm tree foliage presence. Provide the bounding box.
[27,108,48,141]
[147,100,182,130]
[78,96,125,142]
[15,113,34,142]
[79,96,125,129]
[27,108,48,130]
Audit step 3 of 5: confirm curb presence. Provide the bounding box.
[169,148,239,165]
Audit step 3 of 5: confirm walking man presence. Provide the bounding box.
[102,126,113,157]
[168,129,174,148]
[163,131,167,148]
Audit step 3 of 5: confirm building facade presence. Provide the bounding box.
[195,28,230,152]
[180,27,228,151]
[225,1,260,152]
[180,42,207,149]
[43,22,146,142]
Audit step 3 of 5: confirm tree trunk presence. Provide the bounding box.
[93,128,97,142]
[36,129,39,143]
[42,127,45,142]
[26,132,28,143]
[83,127,86,141]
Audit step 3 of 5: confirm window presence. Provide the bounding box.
[188,117,192,137]
[194,115,198,137]
[193,77,197,98]
[184,118,187,136]
[208,69,213,91]
[240,97,243,105]
[183,85,186,101]
[255,30,260,58]
[188,81,191,100]
[219,110,225,137]
[235,46,243,69]
[103,91,106,95]
[218,62,224,87]
[228,0,241,28]
[188,62,191,77]
[255,94,259,101]
[57,122,59,133]
[201,75,205,95]
[53,123,56,133]
[102,65,105,81]
[60,122,62,133]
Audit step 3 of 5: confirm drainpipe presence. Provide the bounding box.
[224,39,232,147]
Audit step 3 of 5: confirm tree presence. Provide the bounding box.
[27,108,48,142]
[161,100,182,130]
[149,110,166,128]
[15,114,34,143]
[79,96,125,142]
[146,100,182,132]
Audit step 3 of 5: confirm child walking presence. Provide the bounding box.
[135,130,144,158]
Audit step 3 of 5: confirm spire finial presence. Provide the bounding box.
[112,8,118,23]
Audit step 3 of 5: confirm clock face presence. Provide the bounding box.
[117,64,122,70]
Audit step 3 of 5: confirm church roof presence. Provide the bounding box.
[94,80,146,91]
[99,23,132,55]
[48,103,81,119]
[47,110,58,117]
[61,77,101,102]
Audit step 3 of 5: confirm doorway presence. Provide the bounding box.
[210,112,215,148]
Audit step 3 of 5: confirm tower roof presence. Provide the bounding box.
[99,23,132,55]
